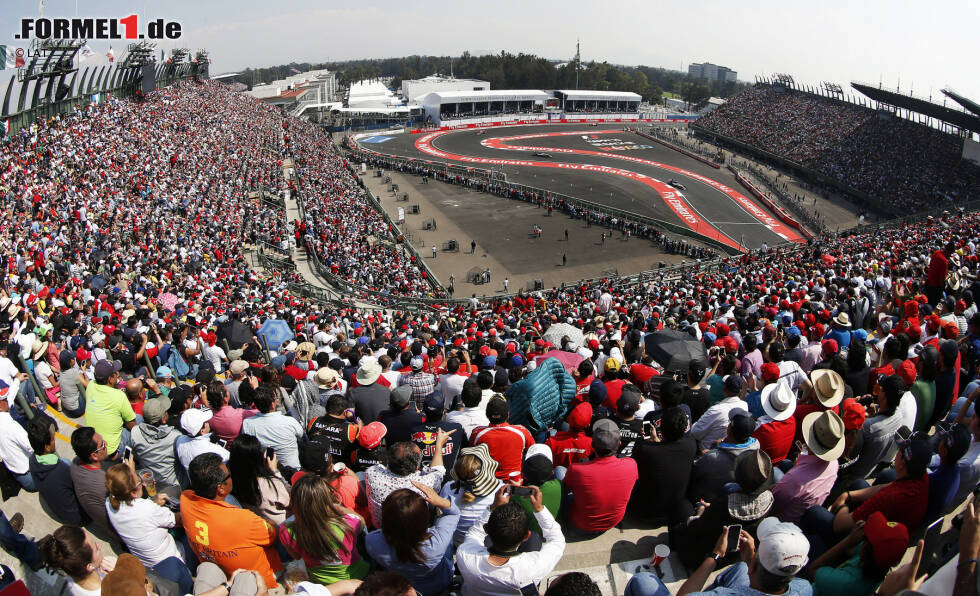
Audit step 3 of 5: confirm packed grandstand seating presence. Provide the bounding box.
[696,84,980,212]
[1,79,980,596]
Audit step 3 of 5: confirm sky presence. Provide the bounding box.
[2,0,979,103]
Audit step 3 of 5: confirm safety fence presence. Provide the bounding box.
[634,130,721,169]
[728,167,814,240]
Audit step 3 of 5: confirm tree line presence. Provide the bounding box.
[235,52,748,108]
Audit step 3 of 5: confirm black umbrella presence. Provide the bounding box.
[644,329,708,373]
[216,319,256,351]
[89,274,108,291]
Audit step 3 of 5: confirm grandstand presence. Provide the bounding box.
[1,45,980,596]
[693,77,980,214]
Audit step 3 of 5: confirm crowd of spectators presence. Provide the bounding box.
[696,84,980,212]
[287,121,436,298]
[0,80,978,596]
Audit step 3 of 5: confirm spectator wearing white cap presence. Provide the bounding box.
[175,407,229,472]
[626,517,811,595]
[351,360,390,424]
[223,359,250,407]
[402,356,437,411]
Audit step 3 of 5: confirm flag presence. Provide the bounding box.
[0,46,25,70]
[106,47,115,63]
[79,44,95,61]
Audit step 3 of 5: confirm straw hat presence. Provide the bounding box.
[801,410,846,461]
[810,369,845,407]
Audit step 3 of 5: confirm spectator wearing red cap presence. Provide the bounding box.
[837,398,867,468]
[807,511,909,595]
[925,242,952,306]
[894,359,919,432]
[470,396,534,483]
[810,339,840,372]
[545,402,594,470]
[746,362,783,419]
[571,359,596,402]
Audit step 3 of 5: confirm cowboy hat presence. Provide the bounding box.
[355,360,382,386]
[810,369,845,408]
[801,410,846,461]
[760,380,796,421]
[315,367,339,389]
[833,312,851,327]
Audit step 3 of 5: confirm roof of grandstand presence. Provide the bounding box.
[554,90,642,101]
[852,82,980,133]
[943,88,980,118]
[419,89,551,105]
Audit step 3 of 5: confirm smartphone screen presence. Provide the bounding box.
[265,447,275,460]
[643,421,653,437]
[727,525,742,552]
[123,446,133,460]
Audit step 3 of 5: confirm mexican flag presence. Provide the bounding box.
[0,46,25,70]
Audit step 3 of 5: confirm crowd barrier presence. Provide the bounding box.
[729,167,814,240]
[634,131,721,169]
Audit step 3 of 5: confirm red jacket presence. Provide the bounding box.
[470,423,534,482]
[545,431,593,469]
[753,417,795,463]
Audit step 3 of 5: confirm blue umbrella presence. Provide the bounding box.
[256,319,294,353]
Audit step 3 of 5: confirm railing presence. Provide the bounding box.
[729,161,827,234]
[256,250,296,274]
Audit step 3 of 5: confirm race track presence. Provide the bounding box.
[357,123,802,250]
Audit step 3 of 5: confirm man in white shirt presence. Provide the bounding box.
[445,384,490,438]
[0,396,36,491]
[689,375,747,450]
[456,485,565,595]
[175,408,229,471]
[378,355,401,387]
[438,357,469,410]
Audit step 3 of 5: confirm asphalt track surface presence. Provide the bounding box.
[363,124,802,250]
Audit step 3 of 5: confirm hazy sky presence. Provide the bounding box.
[3,0,979,102]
